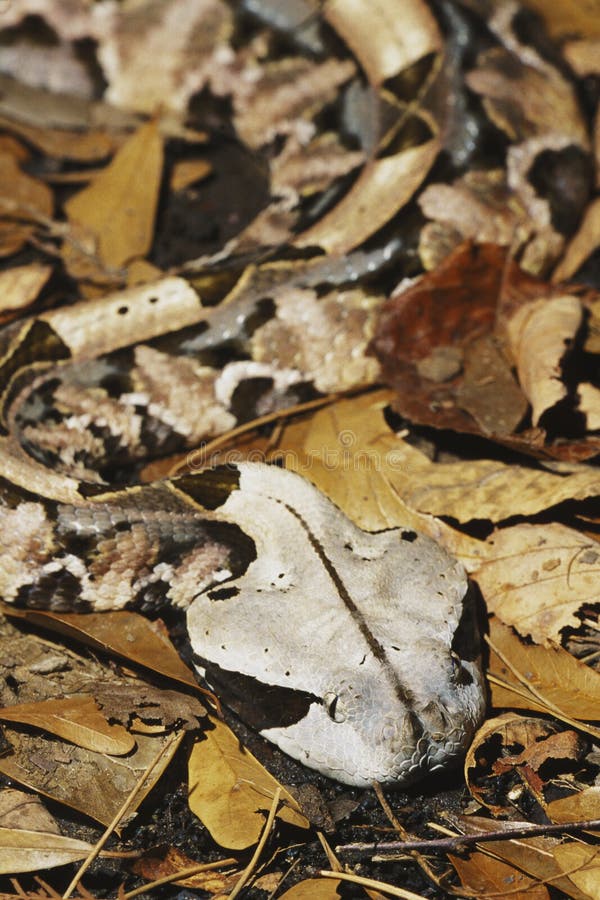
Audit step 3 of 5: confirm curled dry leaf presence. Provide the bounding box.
[0,695,135,756]
[324,0,442,85]
[474,523,600,644]
[132,846,239,893]
[188,717,309,850]
[0,141,53,256]
[487,617,600,731]
[372,241,600,460]
[517,0,600,39]
[505,295,583,426]
[465,712,587,817]
[294,139,440,255]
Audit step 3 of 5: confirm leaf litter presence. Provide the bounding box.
[1,0,600,897]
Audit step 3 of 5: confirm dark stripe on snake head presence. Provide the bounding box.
[197,657,321,732]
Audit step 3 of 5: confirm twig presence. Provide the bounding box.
[226,786,282,900]
[122,857,238,899]
[62,731,185,899]
[336,817,600,857]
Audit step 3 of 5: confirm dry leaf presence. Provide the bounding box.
[278,879,343,899]
[324,0,441,85]
[474,524,600,643]
[548,786,600,826]
[506,295,583,426]
[188,717,309,850]
[465,713,586,816]
[487,617,600,731]
[553,197,600,283]
[553,843,600,899]
[132,846,239,892]
[3,606,200,691]
[450,850,550,899]
[0,263,52,319]
[0,789,59,834]
[516,0,600,39]
[0,827,93,875]
[64,118,164,271]
[0,113,115,162]
[294,139,440,255]
[451,815,591,900]
[0,727,181,828]
[0,696,135,755]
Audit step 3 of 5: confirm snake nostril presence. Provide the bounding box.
[323,691,346,723]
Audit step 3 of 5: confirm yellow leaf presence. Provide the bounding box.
[188,717,309,850]
[474,524,600,643]
[279,879,343,899]
[65,119,163,269]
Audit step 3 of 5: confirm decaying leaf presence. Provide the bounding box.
[474,524,600,643]
[0,695,135,756]
[188,717,310,850]
[548,786,600,827]
[465,712,587,816]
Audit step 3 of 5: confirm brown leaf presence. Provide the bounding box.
[553,196,600,283]
[188,717,309,850]
[486,617,600,729]
[450,850,550,899]
[465,713,586,816]
[0,695,135,755]
[372,241,600,460]
[0,113,115,162]
[2,606,200,691]
[451,815,592,900]
[517,0,600,39]
[548,786,600,827]
[552,844,600,900]
[132,846,239,892]
[64,118,163,271]
[474,525,600,644]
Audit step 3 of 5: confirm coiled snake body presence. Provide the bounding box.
[0,271,485,786]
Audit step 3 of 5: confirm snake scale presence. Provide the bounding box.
[0,266,485,787]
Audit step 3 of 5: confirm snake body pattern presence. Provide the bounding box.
[0,266,485,787]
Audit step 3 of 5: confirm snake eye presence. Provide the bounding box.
[451,651,473,686]
[324,691,346,723]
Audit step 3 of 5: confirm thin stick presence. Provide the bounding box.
[336,817,600,857]
[320,869,427,899]
[122,857,238,899]
[62,731,185,899]
[226,787,282,900]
